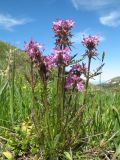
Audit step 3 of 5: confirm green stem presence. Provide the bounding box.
[30,60,34,109]
[42,76,51,141]
[30,60,40,137]
[57,66,63,126]
[83,56,91,105]
[43,80,47,109]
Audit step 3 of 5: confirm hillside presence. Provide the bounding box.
[0,41,27,70]
[98,76,120,89]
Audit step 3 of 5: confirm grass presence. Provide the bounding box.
[0,44,120,160]
[0,74,120,159]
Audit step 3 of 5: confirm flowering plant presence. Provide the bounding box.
[24,19,104,159]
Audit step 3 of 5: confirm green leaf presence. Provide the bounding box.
[3,151,13,160]
[53,133,61,148]
[112,144,120,160]
[0,80,8,96]
[102,51,105,62]
[64,150,73,160]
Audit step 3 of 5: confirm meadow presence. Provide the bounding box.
[0,19,120,160]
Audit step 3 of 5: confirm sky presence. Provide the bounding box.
[0,0,120,83]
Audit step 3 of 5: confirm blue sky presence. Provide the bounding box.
[0,0,120,82]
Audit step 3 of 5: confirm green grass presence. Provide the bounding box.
[0,76,120,159]
[0,42,120,159]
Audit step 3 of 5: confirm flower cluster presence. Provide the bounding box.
[24,19,100,93]
[24,39,43,58]
[24,38,71,72]
[82,34,99,51]
[43,55,53,70]
[52,19,74,34]
[51,48,70,66]
[24,39,54,82]
[52,19,74,47]
[70,63,86,76]
[65,64,86,92]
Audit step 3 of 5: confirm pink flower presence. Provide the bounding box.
[82,34,99,50]
[65,19,75,27]
[65,76,74,89]
[43,55,54,70]
[24,38,43,58]
[52,19,74,47]
[51,48,70,66]
[70,63,86,76]
[65,64,85,92]
[65,75,84,92]
[77,81,84,92]
[52,19,74,34]
[52,20,62,32]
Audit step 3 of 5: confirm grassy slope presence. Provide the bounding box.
[0,41,27,68]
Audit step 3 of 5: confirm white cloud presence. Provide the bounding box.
[99,11,120,27]
[71,0,119,10]
[72,29,105,44]
[0,14,32,31]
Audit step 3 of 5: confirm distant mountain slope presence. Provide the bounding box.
[0,41,27,70]
[98,77,120,89]
[0,41,13,67]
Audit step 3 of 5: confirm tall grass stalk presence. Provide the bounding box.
[9,49,15,125]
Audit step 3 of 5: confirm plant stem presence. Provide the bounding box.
[30,60,35,109]
[56,44,66,129]
[43,80,47,109]
[57,65,63,126]
[43,80,51,135]
[30,60,39,135]
[83,56,92,105]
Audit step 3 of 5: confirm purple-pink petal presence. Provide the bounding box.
[82,34,99,50]
[76,81,84,92]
